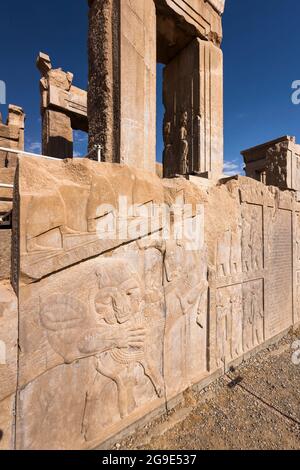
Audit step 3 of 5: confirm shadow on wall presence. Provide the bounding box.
[47,136,73,159]
[156,64,165,164]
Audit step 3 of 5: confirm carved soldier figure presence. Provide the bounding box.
[242,208,252,273]
[250,211,263,271]
[163,120,174,178]
[252,288,264,347]
[230,290,243,358]
[242,283,264,351]
[217,230,231,277]
[216,290,228,368]
[179,111,189,175]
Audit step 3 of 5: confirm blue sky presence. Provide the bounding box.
[1,0,300,174]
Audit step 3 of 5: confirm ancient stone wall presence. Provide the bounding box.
[0,106,23,282]
[0,109,19,450]
[0,157,297,450]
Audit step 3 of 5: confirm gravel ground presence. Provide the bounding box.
[117,328,300,450]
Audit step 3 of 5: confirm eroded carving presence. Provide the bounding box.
[164,240,208,398]
[163,120,173,178]
[217,229,242,278]
[242,204,263,273]
[179,112,189,175]
[39,258,164,441]
[242,280,264,352]
[216,285,243,368]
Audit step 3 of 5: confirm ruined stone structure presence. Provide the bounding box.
[37,52,88,159]
[0,105,24,282]
[1,0,300,451]
[242,135,300,193]
[0,156,296,451]
[88,0,224,177]
[0,105,25,167]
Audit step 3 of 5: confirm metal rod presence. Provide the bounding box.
[0,146,63,161]
[95,144,102,162]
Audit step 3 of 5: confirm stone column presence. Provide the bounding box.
[88,0,156,173]
[42,110,73,159]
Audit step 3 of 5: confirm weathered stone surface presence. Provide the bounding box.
[0,282,17,450]
[163,38,223,178]
[242,136,300,192]
[0,232,11,280]
[88,0,224,176]
[18,157,164,282]
[0,394,15,450]
[88,0,156,172]
[17,251,165,449]
[2,0,300,452]
[0,283,18,400]
[12,157,299,449]
[37,52,88,159]
[0,105,25,166]
[155,0,224,63]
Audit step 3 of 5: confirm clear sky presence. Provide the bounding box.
[1,0,300,174]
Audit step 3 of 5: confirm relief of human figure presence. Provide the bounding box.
[217,230,232,277]
[163,241,208,389]
[242,288,253,352]
[242,283,264,351]
[231,229,242,275]
[252,288,264,347]
[250,211,263,271]
[179,111,189,175]
[216,290,228,368]
[242,209,252,273]
[40,259,164,437]
[163,120,174,178]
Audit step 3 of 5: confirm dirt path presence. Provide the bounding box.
[118,328,300,450]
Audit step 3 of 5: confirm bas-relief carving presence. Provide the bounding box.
[164,240,208,400]
[296,270,300,324]
[179,111,189,175]
[20,159,164,281]
[163,37,224,178]
[163,110,189,177]
[15,159,300,449]
[0,283,18,402]
[0,284,18,450]
[215,280,264,368]
[163,120,173,178]
[242,280,264,352]
[18,257,165,449]
[265,143,288,189]
[296,213,300,265]
[216,228,242,278]
[241,203,263,274]
[216,285,243,368]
